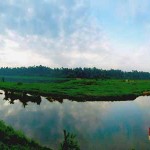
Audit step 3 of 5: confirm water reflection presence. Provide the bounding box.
[4,90,41,107]
[46,96,63,103]
[0,90,150,149]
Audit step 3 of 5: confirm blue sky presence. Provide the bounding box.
[0,0,150,71]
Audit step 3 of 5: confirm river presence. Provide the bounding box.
[0,90,150,150]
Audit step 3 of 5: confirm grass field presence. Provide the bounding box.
[0,76,71,83]
[0,78,150,101]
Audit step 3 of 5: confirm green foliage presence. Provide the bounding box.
[17,82,23,85]
[0,66,150,80]
[1,79,150,100]
[59,130,80,150]
[1,77,4,82]
[0,120,51,150]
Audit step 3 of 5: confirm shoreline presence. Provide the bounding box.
[0,79,150,101]
[0,120,51,150]
[1,88,140,102]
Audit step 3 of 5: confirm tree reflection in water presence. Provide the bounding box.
[4,90,41,108]
[3,90,64,108]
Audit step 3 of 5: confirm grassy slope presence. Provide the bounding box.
[0,79,150,100]
[0,120,51,150]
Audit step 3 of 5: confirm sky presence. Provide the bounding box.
[0,0,150,71]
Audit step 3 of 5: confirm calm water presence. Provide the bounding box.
[0,90,150,150]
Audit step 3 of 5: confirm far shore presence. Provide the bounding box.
[0,79,150,101]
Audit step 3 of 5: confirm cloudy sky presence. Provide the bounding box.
[0,0,150,71]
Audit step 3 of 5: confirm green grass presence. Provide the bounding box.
[0,120,51,150]
[0,75,71,83]
[0,79,150,100]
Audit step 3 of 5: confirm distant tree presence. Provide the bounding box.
[0,66,149,80]
[2,77,4,82]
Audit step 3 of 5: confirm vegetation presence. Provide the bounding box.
[59,130,80,150]
[0,66,150,80]
[0,66,148,149]
[0,79,150,101]
[0,120,51,150]
[0,75,70,83]
[0,120,80,150]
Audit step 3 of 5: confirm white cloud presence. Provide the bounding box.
[0,0,150,71]
[0,30,52,67]
[0,20,123,69]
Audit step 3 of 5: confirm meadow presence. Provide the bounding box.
[0,77,150,101]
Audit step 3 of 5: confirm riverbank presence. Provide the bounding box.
[0,79,150,101]
[0,120,80,150]
[0,120,51,150]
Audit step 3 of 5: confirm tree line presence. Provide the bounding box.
[0,65,150,79]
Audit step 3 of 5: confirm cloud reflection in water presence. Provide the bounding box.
[0,92,149,149]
